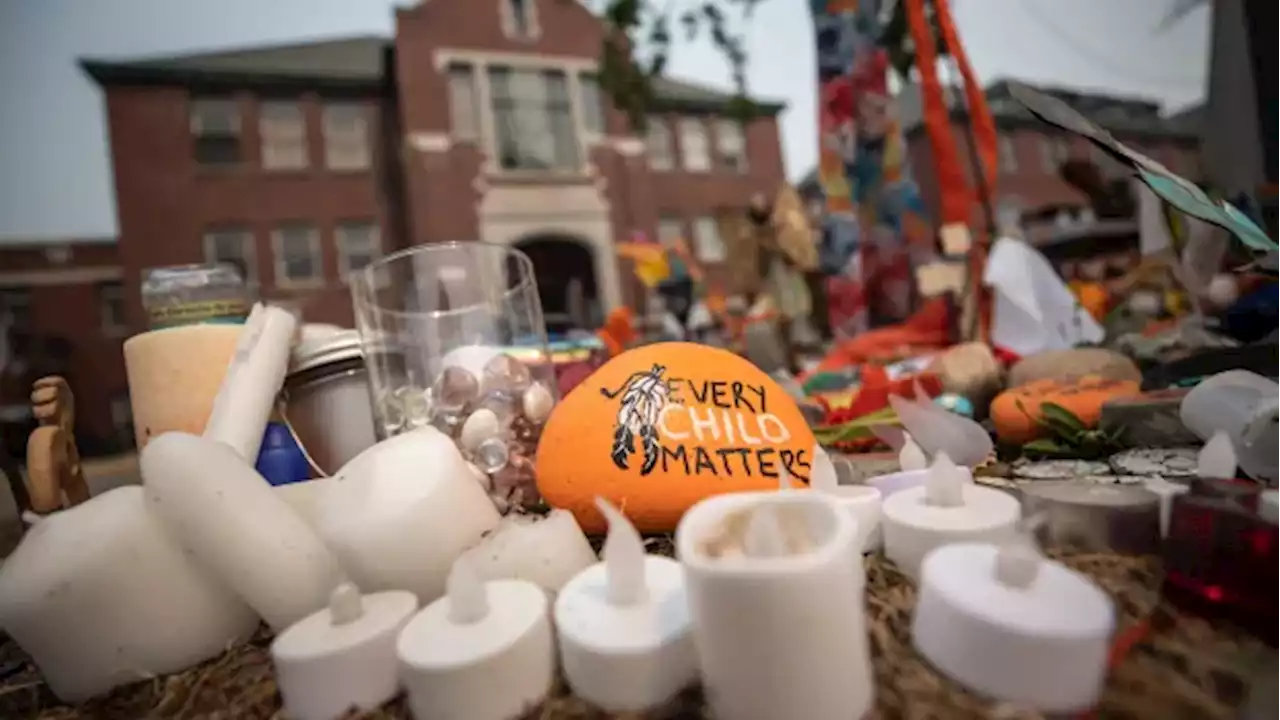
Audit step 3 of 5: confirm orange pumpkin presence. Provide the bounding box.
[989,375,1142,445]
[536,342,817,533]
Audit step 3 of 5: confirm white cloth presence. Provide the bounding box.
[983,237,1104,357]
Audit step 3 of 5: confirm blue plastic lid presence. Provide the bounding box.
[255,423,312,486]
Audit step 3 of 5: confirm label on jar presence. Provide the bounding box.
[148,299,250,329]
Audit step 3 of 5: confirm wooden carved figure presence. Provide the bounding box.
[26,376,90,514]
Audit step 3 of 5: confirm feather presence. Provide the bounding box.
[639,424,660,475]
[610,425,634,470]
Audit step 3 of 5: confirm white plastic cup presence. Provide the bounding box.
[1180,370,1278,482]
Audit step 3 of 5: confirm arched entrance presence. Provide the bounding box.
[514,235,600,336]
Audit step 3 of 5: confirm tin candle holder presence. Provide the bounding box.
[351,243,557,511]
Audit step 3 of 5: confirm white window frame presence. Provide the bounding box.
[691,216,726,263]
[578,72,605,138]
[447,64,480,141]
[335,221,382,280]
[99,282,128,336]
[678,117,711,173]
[499,0,541,40]
[202,228,257,286]
[657,217,685,248]
[998,134,1018,174]
[646,116,675,171]
[487,65,581,173]
[0,288,33,331]
[272,225,324,289]
[715,119,748,173]
[322,103,371,171]
[190,98,242,166]
[259,100,309,171]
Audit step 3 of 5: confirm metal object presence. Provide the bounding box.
[1021,482,1162,555]
[282,329,377,476]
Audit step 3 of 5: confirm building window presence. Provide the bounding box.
[489,67,579,172]
[646,117,674,171]
[336,221,381,279]
[657,217,685,247]
[679,118,711,172]
[203,228,256,285]
[110,392,134,449]
[691,216,726,263]
[99,282,128,335]
[502,0,538,39]
[323,103,371,171]
[715,119,747,173]
[998,134,1018,174]
[260,100,308,170]
[579,73,605,136]
[0,288,33,331]
[447,64,479,141]
[190,98,241,166]
[273,225,323,287]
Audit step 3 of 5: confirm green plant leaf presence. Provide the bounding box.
[1023,438,1074,458]
[1040,402,1088,433]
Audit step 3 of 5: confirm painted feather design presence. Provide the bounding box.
[609,365,669,474]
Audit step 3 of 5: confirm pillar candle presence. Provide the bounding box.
[272,583,418,720]
[203,303,298,462]
[123,323,243,450]
[912,541,1115,712]
[0,487,258,702]
[274,477,330,531]
[142,431,345,631]
[464,509,597,594]
[397,559,555,720]
[809,447,883,553]
[555,499,697,712]
[676,490,874,720]
[315,427,501,604]
[882,454,1021,577]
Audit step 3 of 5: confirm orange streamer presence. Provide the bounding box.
[903,0,969,226]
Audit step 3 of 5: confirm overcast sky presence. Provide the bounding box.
[0,0,1209,241]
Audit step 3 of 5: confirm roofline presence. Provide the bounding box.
[901,111,1199,144]
[0,235,117,249]
[80,60,385,93]
[651,95,786,116]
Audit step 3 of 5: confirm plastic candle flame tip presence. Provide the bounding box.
[20,511,43,526]
[328,583,365,626]
[742,505,788,558]
[994,542,1041,589]
[809,446,839,493]
[899,434,929,472]
[446,557,490,624]
[1197,430,1238,479]
[925,452,965,508]
[778,467,792,491]
[595,497,648,606]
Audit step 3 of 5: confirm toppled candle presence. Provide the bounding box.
[555,499,697,712]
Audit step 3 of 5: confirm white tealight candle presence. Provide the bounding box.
[676,491,875,720]
[315,427,502,603]
[555,499,697,712]
[0,487,258,702]
[142,431,345,631]
[809,447,883,553]
[397,558,555,720]
[882,454,1021,577]
[272,583,418,720]
[203,303,298,463]
[912,540,1115,712]
[465,510,597,594]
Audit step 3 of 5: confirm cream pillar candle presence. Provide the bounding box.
[203,303,299,462]
[274,477,331,531]
[397,559,555,720]
[142,432,345,631]
[882,454,1021,577]
[0,487,258,702]
[272,583,418,720]
[809,447,883,553]
[464,510,597,594]
[315,427,501,603]
[123,323,243,450]
[912,541,1115,712]
[676,490,875,720]
[555,499,697,712]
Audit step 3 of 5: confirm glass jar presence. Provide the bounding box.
[141,263,250,330]
[350,242,558,509]
[282,328,378,475]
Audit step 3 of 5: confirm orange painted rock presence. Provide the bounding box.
[990,375,1142,445]
[536,342,818,534]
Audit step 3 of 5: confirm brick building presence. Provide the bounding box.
[0,0,787,454]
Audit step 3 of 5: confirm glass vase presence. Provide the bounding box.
[350,242,558,510]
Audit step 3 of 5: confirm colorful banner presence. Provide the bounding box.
[811,0,931,336]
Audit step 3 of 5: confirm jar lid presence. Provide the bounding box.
[291,327,363,374]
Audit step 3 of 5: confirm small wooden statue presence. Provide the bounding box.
[25,376,90,513]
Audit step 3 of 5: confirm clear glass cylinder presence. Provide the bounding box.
[350,242,558,509]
